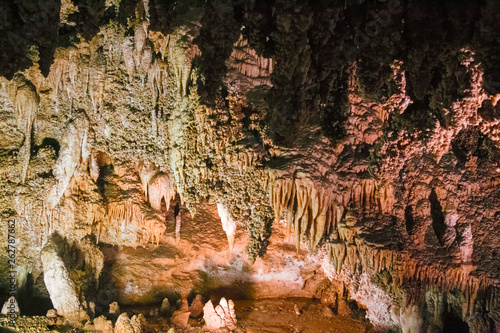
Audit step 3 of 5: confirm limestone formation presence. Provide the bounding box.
[1,296,19,315]
[46,309,58,325]
[175,214,182,243]
[109,302,120,315]
[217,204,237,251]
[160,297,170,315]
[93,315,114,333]
[130,314,145,333]
[189,294,204,318]
[203,297,238,331]
[400,305,424,333]
[114,313,134,333]
[203,300,223,330]
[46,309,57,318]
[41,238,81,321]
[1,2,500,333]
[171,309,190,329]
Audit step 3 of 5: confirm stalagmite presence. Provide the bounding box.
[114,313,134,333]
[1,296,20,315]
[203,301,223,330]
[41,238,81,321]
[175,214,182,243]
[217,204,237,251]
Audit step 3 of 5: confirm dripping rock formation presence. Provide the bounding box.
[1,0,500,332]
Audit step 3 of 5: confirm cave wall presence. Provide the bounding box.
[0,0,500,331]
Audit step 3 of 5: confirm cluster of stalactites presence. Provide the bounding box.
[90,199,165,247]
[75,237,104,286]
[326,237,489,319]
[226,35,274,88]
[265,170,394,251]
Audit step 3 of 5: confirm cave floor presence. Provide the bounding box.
[126,297,368,333]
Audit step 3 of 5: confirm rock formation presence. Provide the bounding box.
[0,1,500,332]
[41,238,81,321]
[1,296,20,316]
[93,315,114,333]
[203,297,237,331]
[217,203,237,251]
[114,313,134,333]
[189,294,205,318]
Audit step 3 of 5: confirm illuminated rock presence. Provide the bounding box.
[1,296,19,315]
[41,239,81,321]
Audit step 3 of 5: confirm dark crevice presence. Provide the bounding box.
[442,300,469,333]
[95,152,113,201]
[17,273,53,316]
[489,318,497,333]
[36,137,60,158]
[405,205,414,234]
[451,127,488,164]
[429,189,446,246]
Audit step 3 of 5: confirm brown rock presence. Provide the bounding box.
[320,286,338,309]
[337,298,351,317]
[93,315,113,333]
[109,301,120,314]
[115,313,134,333]
[323,306,334,318]
[189,294,204,318]
[203,300,223,330]
[130,314,144,333]
[171,309,190,329]
[55,317,65,326]
[46,309,58,318]
[180,298,189,312]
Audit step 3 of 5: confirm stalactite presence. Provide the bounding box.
[90,199,165,246]
[147,172,174,212]
[266,171,339,251]
[78,238,104,285]
[12,74,39,183]
[175,214,181,244]
[324,231,490,320]
[266,170,396,252]
[327,241,346,274]
[217,204,237,251]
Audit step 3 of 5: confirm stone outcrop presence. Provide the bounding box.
[114,313,134,333]
[1,296,19,315]
[41,238,81,321]
[203,298,237,331]
[189,294,204,318]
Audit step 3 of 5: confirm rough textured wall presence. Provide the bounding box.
[1,0,500,332]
